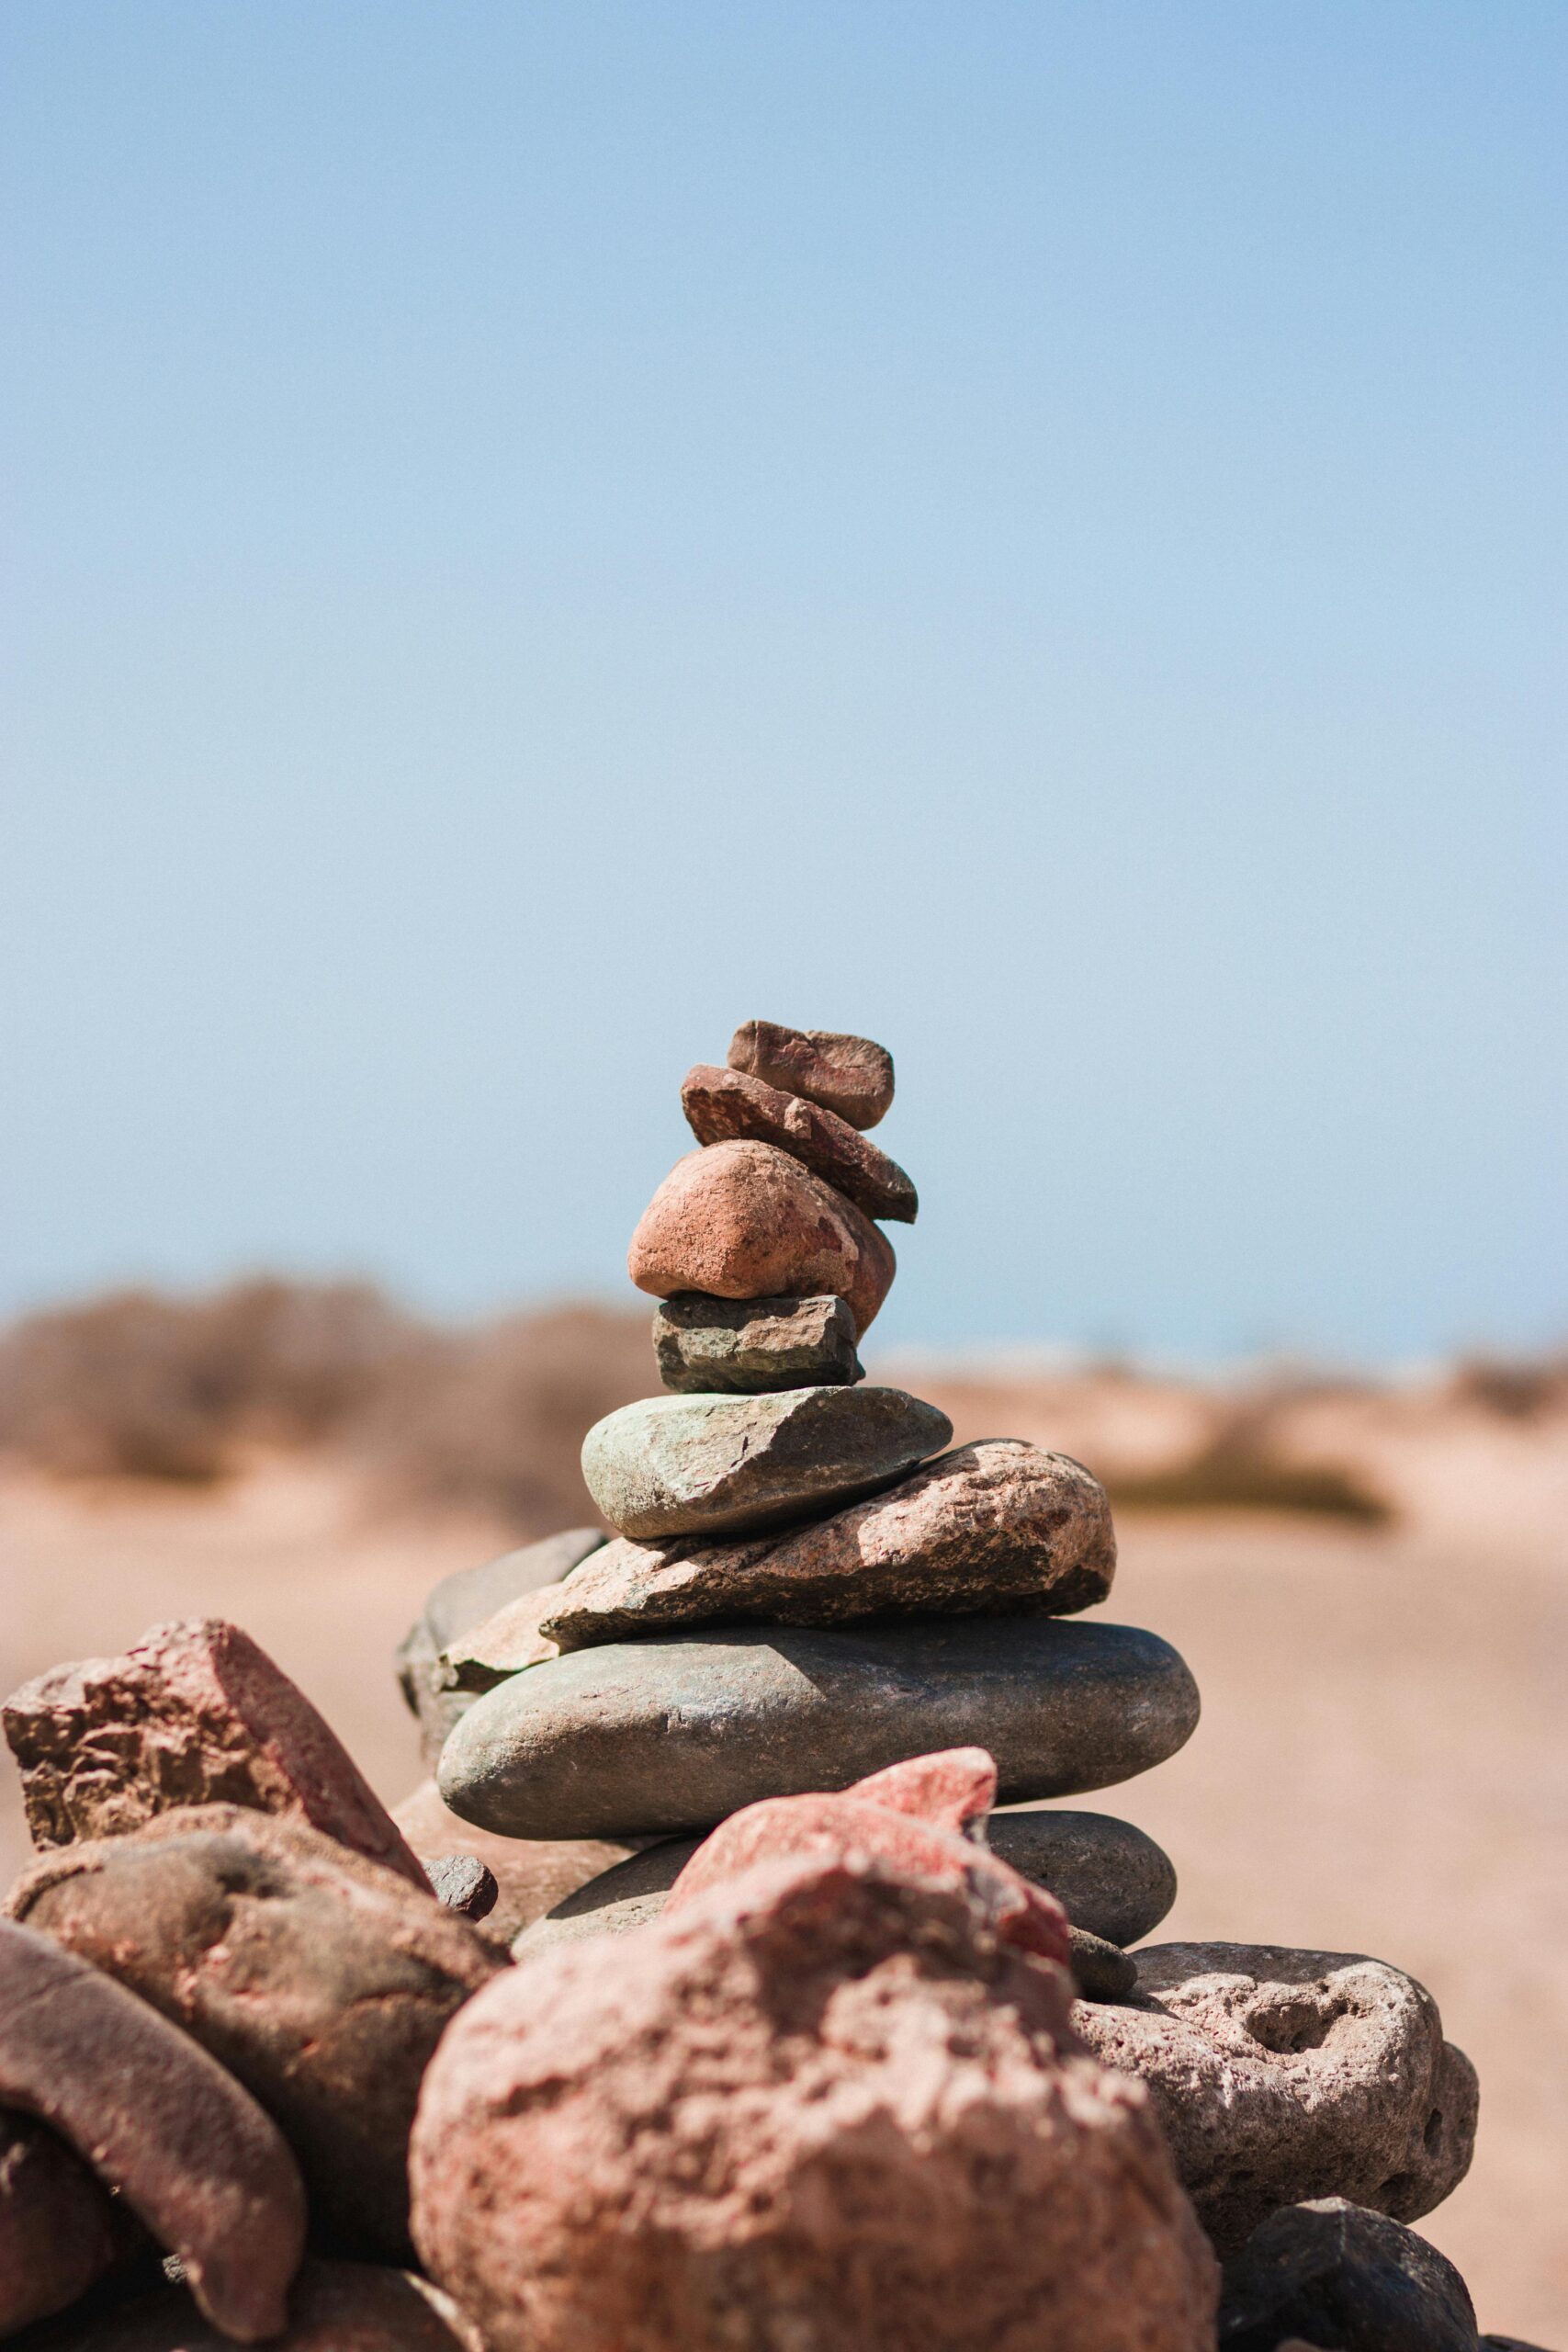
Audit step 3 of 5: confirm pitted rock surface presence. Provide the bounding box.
[1073,1942,1479,2251]
[519,1804,1176,1956]
[438,1617,1200,1842]
[627,1141,896,1336]
[4,1617,425,1885]
[0,2116,139,2336]
[682,1064,918,1221]
[22,2261,478,2352]
[411,1851,1218,2352]
[727,1020,895,1130]
[1218,2197,1479,2352]
[490,1441,1115,1663]
[391,1776,631,1948]
[395,1530,606,1760]
[0,1915,306,2341]
[6,1805,502,2262]
[653,1292,864,1395]
[579,1386,953,1541]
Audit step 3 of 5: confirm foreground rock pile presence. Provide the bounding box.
[0,1020,1535,2349]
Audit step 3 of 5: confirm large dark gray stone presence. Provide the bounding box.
[1219,2198,1479,2351]
[515,1804,1177,1955]
[653,1293,863,1395]
[395,1529,605,1760]
[437,1618,1201,1842]
[580,1386,953,1541]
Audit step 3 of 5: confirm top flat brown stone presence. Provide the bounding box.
[727,1021,894,1130]
[2,1618,427,1887]
[682,1066,917,1223]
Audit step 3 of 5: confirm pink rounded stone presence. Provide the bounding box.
[627,1141,897,1337]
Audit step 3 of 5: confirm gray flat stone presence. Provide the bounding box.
[395,1529,605,1760]
[515,1802,1177,1956]
[653,1294,864,1395]
[580,1386,953,1541]
[437,1618,1201,1842]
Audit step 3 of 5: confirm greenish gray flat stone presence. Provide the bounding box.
[514,1804,1177,1956]
[437,1617,1200,1842]
[579,1385,953,1541]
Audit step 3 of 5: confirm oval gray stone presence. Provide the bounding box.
[515,1804,1177,1955]
[580,1387,953,1541]
[438,1619,1201,1842]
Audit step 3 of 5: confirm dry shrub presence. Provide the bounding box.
[1106,1409,1390,1524]
[1446,1353,1568,1420]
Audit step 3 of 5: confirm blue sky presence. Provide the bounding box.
[3,3,1563,1361]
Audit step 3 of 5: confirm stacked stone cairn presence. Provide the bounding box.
[0,1020,1520,2352]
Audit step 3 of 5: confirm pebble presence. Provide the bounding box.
[517,1439,1114,1656]
[0,1915,306,2342]
[25,2260,478,2352]
[518,1804,1177,1957]
[6,1804,502,2264]
[390,1777,631,1948]
[1218,2197,1479,2352]
[423,1854,498,1921]
[627,1140,896,1336]
[1069,1928,1140,2002]
[727,1019,896,1130]
[395,1530,606,1762]
[580,1385,953,1541]
[4,1617,427,1887]
[437,1617,1201,1841]
[681,1063,918,1221]
[411,1850,1218,2352]
[653,1292,863,1394]
[1072,1942,1480,2252]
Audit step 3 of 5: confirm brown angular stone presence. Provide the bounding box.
[5,1618,425,1886]
[627,1141,896,1337]
[390,1776,632,1947]
[6,1805,502,2262]
[1072,1942,1480,2253]
[22,2262,478,2352]
[396,1532,607,1764]
[0,1915,306,2341]
[682,1065,918,1222]
[411,1851,1218,2352]
[728,1020,895,1130]
[0,2116,138,2336]
[653,1293,863,1395]
[423,1855,498,1921]
[468,1440,1115,1668]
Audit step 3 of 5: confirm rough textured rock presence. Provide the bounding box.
[519,1804,1177,1956]
[1218,2198,1479,2351]
[6,1805,502,2263]
[5,1618,425,1886]
[0,1915,306,2340]
[395,1530,606,1761]
[682,1064,918,1222]
[491,1441,1116,1663]
[580,1385,953,1542]
[1070,1928,1140,2001]
[438,1617,1201,1841]
[0,2116,138,2336]
[1073,1942,1479,2252]
[412,1851,1218,2352]
[390,1777,631,1947]
[627,1141,897,1337]
[422,1855,498,1921]
[728,1019,896,1130]
[653,1292,863,1395]
[663,1749,1071,1964]
[20,2263,478,2352]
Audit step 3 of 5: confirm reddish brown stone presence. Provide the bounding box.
[666,1748,1071,1965]
[411,1850,1217,2352]
[0,2116,138,2336]
[0,1915,306,2341]
[727,1021,895,1130]
[7,1805,502,2263]
[628,1142,897,1336]
[3,1618,426,1887]
[682,1065,917,1222]
[390,1777,631,1947]
[21,2261,479,2352]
